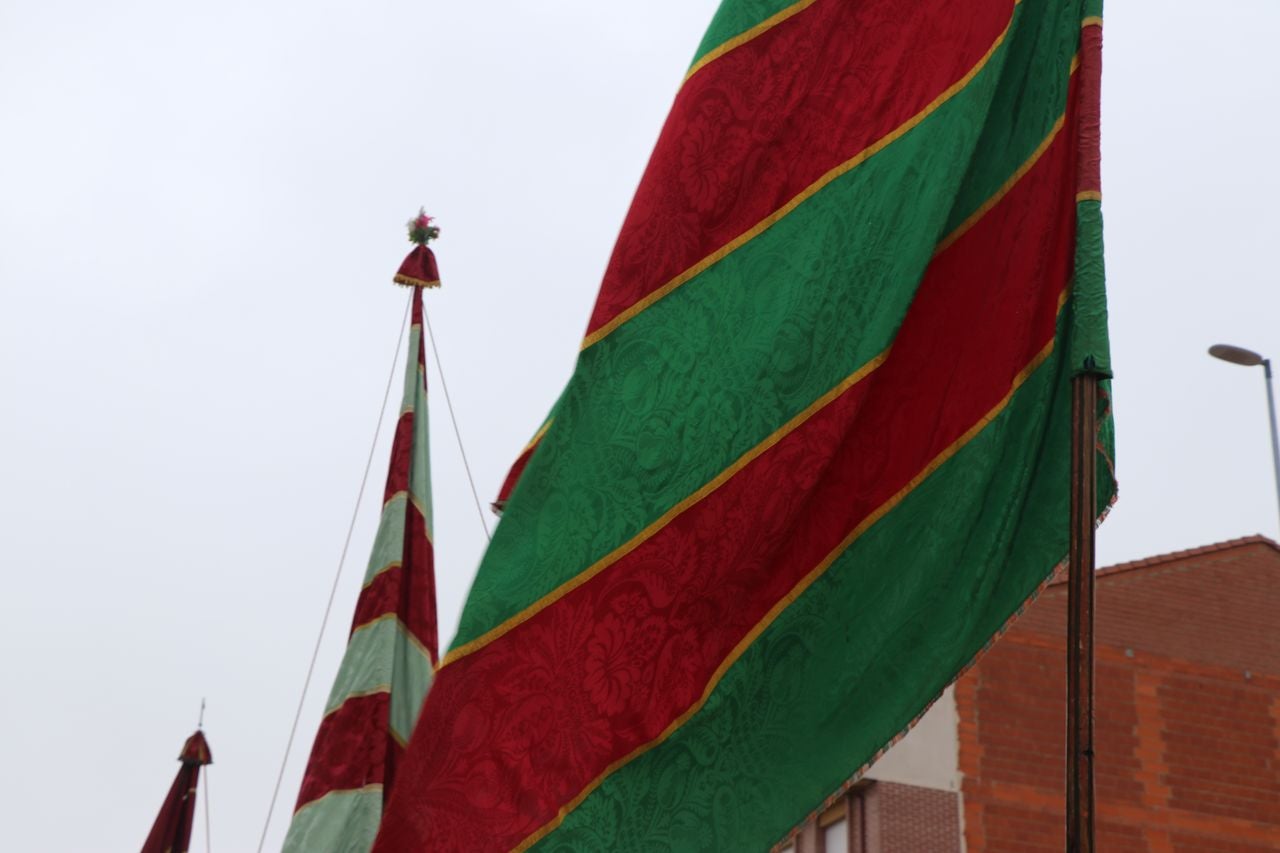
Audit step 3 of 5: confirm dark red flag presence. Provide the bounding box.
[140,730,211,853]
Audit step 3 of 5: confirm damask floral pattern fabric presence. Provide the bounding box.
[375,1,1113,850]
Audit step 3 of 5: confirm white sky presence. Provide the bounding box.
[1,2,1277,851]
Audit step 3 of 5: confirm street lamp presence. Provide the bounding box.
[1208,343,1280,536]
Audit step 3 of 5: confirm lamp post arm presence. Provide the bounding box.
[1265,359,1280,539]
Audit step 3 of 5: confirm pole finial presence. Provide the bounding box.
[394,209,443,289]
[407,208,440,246]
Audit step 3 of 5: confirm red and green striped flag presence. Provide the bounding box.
[377,0,1114,849]
[284,284,439,852]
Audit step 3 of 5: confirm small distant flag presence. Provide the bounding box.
[140,730,212,853]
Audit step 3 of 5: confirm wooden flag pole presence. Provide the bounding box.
[1067,373,1099,853]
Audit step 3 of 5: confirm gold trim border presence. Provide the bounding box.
[392,274,440,289]
[684,0,821,83]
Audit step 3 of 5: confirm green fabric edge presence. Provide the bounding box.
[1069,200,1112,377]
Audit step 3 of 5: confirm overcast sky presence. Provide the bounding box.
[2,2,1278,851]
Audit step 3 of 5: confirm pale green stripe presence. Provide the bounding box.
[325,618,432,717]
[399,323,422,409]
[361,494,407,587]
[397,323,433,534]
[391,628,434,743]
[282,786,382,853]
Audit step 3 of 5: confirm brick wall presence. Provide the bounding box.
[957,537,1280,852]
[876,783,961,853]
[780,782,960,853]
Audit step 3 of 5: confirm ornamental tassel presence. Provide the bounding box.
[393,208,442,288]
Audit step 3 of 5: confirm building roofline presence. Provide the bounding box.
[1049,534,1280,586]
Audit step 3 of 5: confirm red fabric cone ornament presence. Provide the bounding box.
[394,208,442,288]
[393,245,441,289]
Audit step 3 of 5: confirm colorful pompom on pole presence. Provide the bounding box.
[394,208,442,288]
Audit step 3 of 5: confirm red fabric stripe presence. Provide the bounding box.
[382,411,416,503]
[140,763,202,853]
[492,442,536,512]
[294,692,403,810]
[376,84,1083,852]
[585,0,1013,338]
[384,289,427,502]
[352,502,439,662]
[413,287,427,372]
[400,500,438,662]
[411,284,425,332]
[1076,24,1102,195]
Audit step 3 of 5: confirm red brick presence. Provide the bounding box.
[959,538,1280,852]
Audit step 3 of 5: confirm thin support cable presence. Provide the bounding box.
[203,765,213,853]
[199,698,209,853]
[255,292,413,853]
[422,304,492,541]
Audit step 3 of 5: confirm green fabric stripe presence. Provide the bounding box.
[361,495,407,587]
[282,787,382,853]
[690,0,810,67]
[390,628,433,744]
[533,306,1117,851]
[939,0,1080,236]
[1083,0,1103,20]
[1069,200,1111,376]
[401,324,433,533]
[400,324,421,409]
[460,15,1023,648]
[324,618,433,722]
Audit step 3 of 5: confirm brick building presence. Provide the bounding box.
[779,536,1280,852]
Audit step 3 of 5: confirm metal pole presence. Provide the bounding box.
[1263,359,1280,539]
[1067,374,1098,853]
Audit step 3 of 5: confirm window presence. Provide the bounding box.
[817,799,850,853]
[821,816,848,853]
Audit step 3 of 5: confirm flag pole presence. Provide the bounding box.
[1067,372,1099,853]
